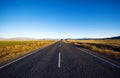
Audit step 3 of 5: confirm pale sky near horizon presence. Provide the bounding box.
[0,0,120,38]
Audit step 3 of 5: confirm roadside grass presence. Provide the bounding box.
[0,40,56,65]
[67,40,120,60]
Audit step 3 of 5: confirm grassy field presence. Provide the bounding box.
[0,40,56,65]
[67,39,120,60]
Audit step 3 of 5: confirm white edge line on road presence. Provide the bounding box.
[0,50,36,69]
[76,47,120,69]
[0,44,53,69]
[58,52,61,68]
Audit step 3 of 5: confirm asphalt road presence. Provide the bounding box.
[0,41,120,78]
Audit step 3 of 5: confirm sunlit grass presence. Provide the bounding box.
[0,40,56,65]
[67,39,120,60]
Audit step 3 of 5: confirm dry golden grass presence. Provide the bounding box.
[0,40,56,65]
[67,39,120,60]
[68,39,120,46]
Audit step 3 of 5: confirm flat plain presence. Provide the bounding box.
[0,40,55,65]
[67,39,120,60]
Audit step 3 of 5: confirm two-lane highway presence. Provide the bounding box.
[0,41,120,78]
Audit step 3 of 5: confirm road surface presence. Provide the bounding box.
[0,41,120,78]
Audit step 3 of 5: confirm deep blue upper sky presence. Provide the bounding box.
[0,0,120,38]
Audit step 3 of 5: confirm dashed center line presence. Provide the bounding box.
[58,52,61,68]
[60,44,61,47]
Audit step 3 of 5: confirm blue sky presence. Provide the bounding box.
[0,0,120,38]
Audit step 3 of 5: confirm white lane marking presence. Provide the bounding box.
[77,47,120,69]
[0,49,42,69]
[58,52,61,68]
[59,44,61,47]
[0,43,53,69]
[0,51,36,69]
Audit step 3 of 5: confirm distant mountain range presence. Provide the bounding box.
[0,37,38,40]
[0,36,120,40]
[105,36,120,39]
[65,36,120,40]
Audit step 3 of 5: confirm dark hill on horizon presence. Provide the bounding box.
[105,36,120,39]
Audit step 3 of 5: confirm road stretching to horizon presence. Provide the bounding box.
[0,41,120,78]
